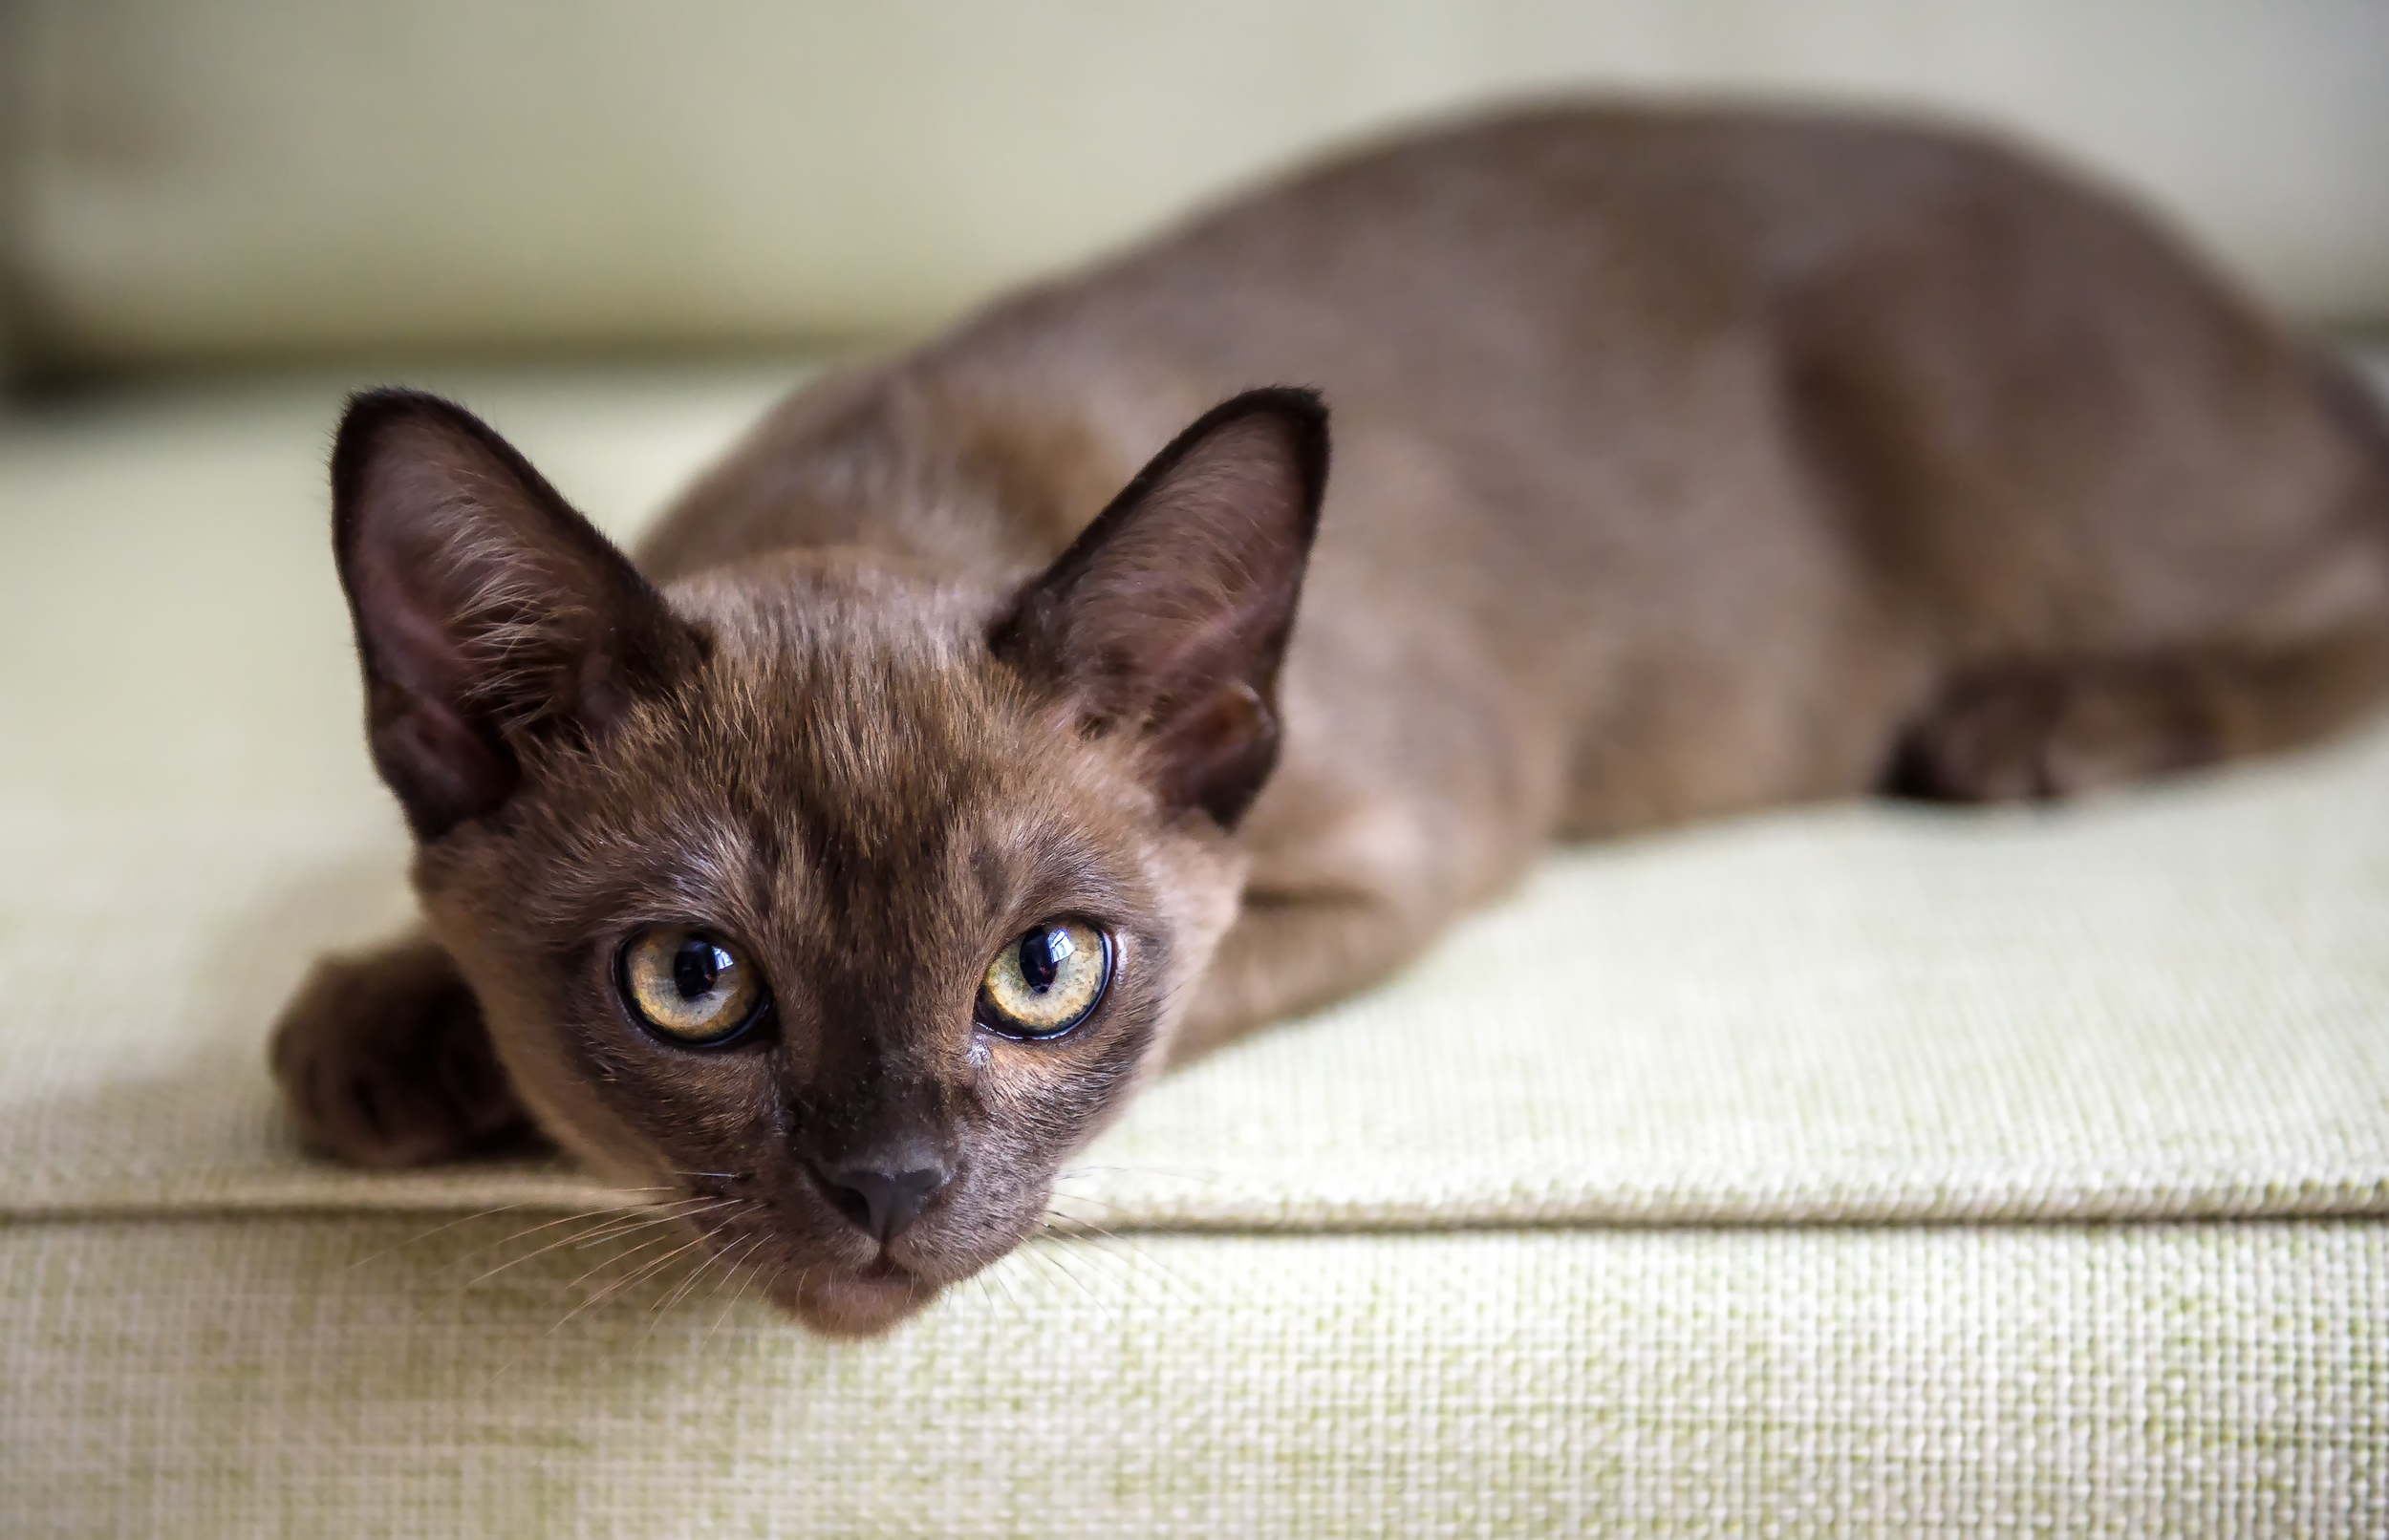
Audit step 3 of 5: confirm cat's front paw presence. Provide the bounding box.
[269,938,532,1168]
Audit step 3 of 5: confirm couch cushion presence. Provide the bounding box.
[7,1216,2384,1535]
[2,361,2386,1233]
[9,5,2389,374]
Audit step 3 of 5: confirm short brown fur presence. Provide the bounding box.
[274,104,2389,1335]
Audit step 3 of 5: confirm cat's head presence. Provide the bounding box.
[329,385,1324,1336]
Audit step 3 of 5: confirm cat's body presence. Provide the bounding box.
[274,105,2389,1334]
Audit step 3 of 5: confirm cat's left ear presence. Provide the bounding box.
[331,389,701,840]
[993,387,1328,828]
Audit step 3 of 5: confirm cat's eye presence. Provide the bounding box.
[618,927,768,1046]
[977,919,1112,1039]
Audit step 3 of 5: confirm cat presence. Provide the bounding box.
[271,103,2389,1337]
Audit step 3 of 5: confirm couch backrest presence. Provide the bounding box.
[5,0,2386,377]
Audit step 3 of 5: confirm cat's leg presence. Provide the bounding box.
[1167,888,1443,1065]
[269,930,533,1167]
[1883,620,2389,802]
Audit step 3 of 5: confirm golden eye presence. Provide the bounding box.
[619,927,767,1045]
[978,919,1111,1038]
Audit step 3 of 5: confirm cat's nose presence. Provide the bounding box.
[813,1150,951,1244]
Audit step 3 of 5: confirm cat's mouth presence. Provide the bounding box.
[767,1251,939,1337]
[681,1171,1034,1337]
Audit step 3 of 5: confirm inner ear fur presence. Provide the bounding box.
[992,387,1329,828]
[332,388,698,840]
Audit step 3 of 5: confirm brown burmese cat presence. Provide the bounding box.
[272,104,2389,1336]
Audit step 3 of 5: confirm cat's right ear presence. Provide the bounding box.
[331,389,699,840]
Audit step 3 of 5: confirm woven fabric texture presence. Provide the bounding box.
[3,1217,2382,1537]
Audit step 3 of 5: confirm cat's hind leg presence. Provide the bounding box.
[1882,621,2389,802]
[269,930,533,1167]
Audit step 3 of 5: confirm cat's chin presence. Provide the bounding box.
[770,1258,942,1338]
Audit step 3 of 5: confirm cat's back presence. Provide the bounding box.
[649,102,2374,708]
[933,103,2164,431]
[657,101,2309,588]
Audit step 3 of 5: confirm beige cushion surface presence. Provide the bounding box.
[6,1220,2382,1535]
[3,361,2386,1533]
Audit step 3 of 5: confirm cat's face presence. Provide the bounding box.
[330,387,1324,1335]
[420,562,1250,1335]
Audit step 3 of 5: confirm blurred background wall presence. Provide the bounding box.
[3,0,2385,384]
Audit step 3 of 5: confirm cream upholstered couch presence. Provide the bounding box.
[3,358,2387,1533]
[7,5,2389,1534]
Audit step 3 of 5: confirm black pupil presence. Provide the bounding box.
[673,938,725,1001]
[1019,927,1071,993]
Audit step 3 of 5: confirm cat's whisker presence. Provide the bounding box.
[643,1204,761,1337]
[1070,1235,1189,1306]
[450,1210,656,1293]
[644,1223,735,1333]
[547,1206,734,1300]
[491,1227,727,1385]
[1041,1191,1162,1245]
[520,1195,728,1256]
[1043,1208,1205,1306]
[1040,1239,1146,1309]
[1042,1189,1144,1222]
[1088,1230,1206,1305]
[1058,1162,1230,1190]
[1049,1245,1128,1327]
[532,1225,676,1303]
[462,1198,733,1295]
[549,1226,717,1334]
[1015,1241,1082,1304]
[1022,1237,1118,1325]
[478,1225,710,1392]
[966,1261,1012,1320]
[341,1200,532,1273]
[1040,1208,1115,1244]
[696,1237,753,1316]
[562,1200,729,1252]
[1044,1190,1146,1222]
[699,1240,772,1353]
[434,1201,639,1270]
[1051,1165,1233,1212]
[978,1255,1028,1319]
[445,1193,719,1278]
[676,1209,754,1287]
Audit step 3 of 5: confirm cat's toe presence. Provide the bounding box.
[1883,667,2069,802]
[269,943,531,1168]
[1886,661,2222,804]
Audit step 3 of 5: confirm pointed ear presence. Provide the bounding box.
[331,389,699,840]
[991,387,1328,827]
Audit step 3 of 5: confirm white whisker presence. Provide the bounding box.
[700,1239,771,1352]
[447,1194,717,1280]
